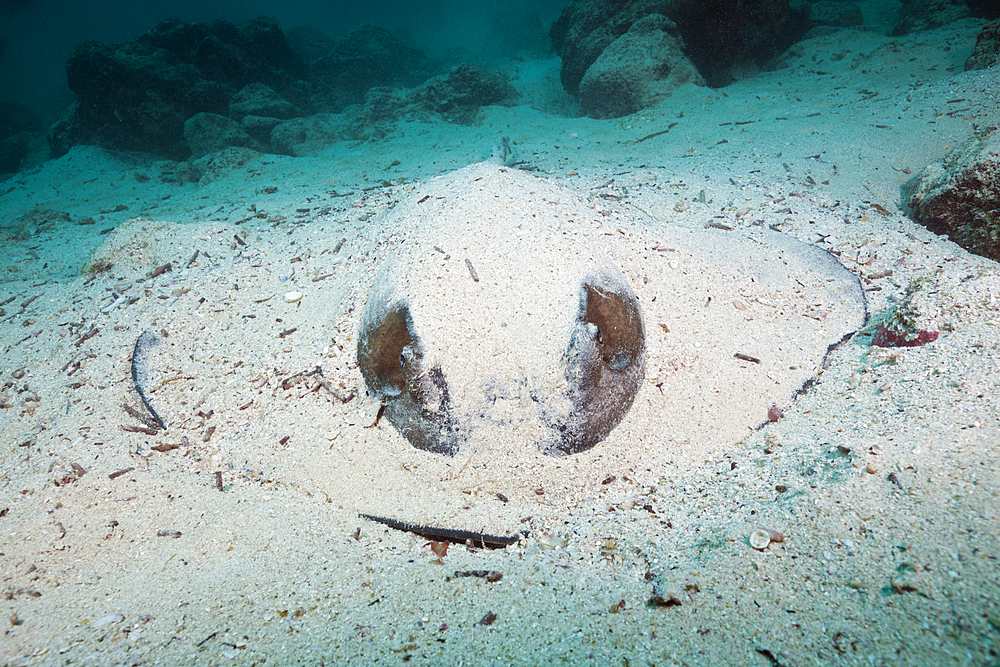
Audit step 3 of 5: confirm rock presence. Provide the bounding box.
[183,112,260,159]
[550,0,799,91]
[53,17,306,159]
[903,130,1000,262]
[270,113,348,157]
[341,64,518,140]
[229,83,298,121]
[578,14,704,119]
[285,26,338,64]
[891,0,970,36]
[406,64,518,124]
[240,114,284,143]
[965,20,1000,70]
[550,0,676,96]
[307,25,431,111]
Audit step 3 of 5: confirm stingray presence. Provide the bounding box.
[354,162,866,530]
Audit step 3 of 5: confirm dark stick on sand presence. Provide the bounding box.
[131,328,166,431]
[358,512,525,549]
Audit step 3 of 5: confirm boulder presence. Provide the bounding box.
[228,83,298,121]
[578,14,704,118]
[407,64,518,124]
[240,114,284,143]
[550,0,800,91]
[270,113,348,157]
[965,19,1000,70]
[903,130,1000,262]
[550,0,676,96]
[183,112,260,159]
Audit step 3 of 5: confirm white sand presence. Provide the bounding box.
[1,19,998,666]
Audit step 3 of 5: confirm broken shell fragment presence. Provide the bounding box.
[749,528,772,550]
[284,291,304,303]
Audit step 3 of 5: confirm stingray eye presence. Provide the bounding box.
[582,283,643,372]
[357,300,461,457]
[547,279,646,456]
[357,305,413,398]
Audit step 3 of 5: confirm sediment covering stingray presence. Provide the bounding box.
[349,162,866,532]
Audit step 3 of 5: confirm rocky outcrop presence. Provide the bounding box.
[903,130,1000,262]
[303,25,432,112]
[183,112,261,159]
[51,17,307,160]
[228,83,298,121]
[550,0,678,96]
[271,63,517,153]
[578,14,704,118]
[407,64,518,124]
[270,113,348,157]
[48,17,521,161]
[965,20,1000,70]
[891,0,970,35]
[550,0,800,92]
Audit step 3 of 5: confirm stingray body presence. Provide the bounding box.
[357,163,866,464]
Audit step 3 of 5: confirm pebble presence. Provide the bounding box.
[92,614,124,628]
[285,291,304,303]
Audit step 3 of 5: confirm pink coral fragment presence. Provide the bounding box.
[871,324,939,348]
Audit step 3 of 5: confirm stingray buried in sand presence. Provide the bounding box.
[352,162,866,527]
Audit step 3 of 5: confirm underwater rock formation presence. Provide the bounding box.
[271,64,517,153]
[51,17,307,160]
[904,129,1000,262]
[965,19,1000,70]
[301,25,432,112]
[406,64,518,125]
[578,14,704,119]
[891,0,971,35]
[550,0,801,92]
[228,83,299,122]
[50,18,514,160]
[183,112,261,159]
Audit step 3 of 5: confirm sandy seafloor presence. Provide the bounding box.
[1,17,999,667]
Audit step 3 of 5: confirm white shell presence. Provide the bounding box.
[749,528,771,550]
[284,291,304,303]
